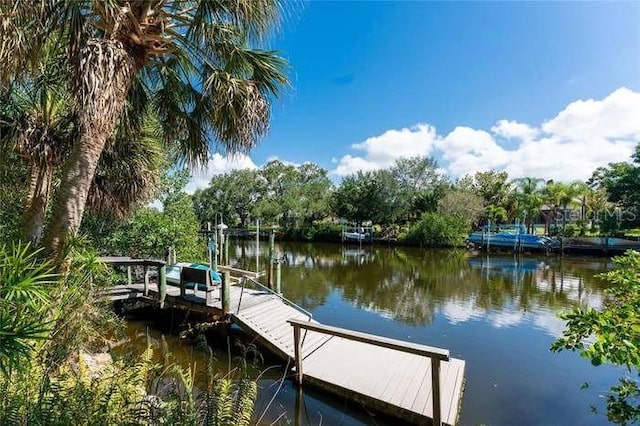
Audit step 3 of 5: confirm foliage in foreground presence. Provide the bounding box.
[0,243,52,374]
[0,241,258,425]
[552,250,640,423]
[0,349,257,426]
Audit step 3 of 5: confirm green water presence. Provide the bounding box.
[121,241,622,425]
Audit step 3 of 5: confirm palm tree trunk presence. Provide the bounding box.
[44,39,138,254]
[22,164,53,245]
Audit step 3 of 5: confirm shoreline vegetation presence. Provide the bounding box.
[0,1,638,425]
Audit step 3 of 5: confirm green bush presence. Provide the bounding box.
[281,222,342,242]
[552,250,640,423]
[400,212,470,247]
[563,224,579,237]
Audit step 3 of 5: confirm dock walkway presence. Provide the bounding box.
[104,271,465,425]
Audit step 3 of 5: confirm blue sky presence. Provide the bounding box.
[189,1,640,192]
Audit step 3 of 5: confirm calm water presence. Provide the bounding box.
[120,241,622,425]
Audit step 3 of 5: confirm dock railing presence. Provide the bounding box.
[237,276,313,320]
[287,319,450,426]
[99,257,167,304]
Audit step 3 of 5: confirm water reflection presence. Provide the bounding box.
[245,243,610,332]
[227,241,618,424]
[119,241,620,425]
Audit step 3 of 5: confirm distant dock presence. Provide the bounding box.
[101,257,466,425]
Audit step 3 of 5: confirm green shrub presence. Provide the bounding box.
[281,222,342,242]
[400,213,470,247]
[552,250,640,423]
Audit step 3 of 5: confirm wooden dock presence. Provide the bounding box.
[102,261,465,425]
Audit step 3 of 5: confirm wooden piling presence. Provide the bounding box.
[222,271,231,315]
[224,234,229,265]
[268,229,275,288]
[207,222,213,269]
[159,265,167,308]
[275,261,282,294]
[431,357,442,426]
[143,265,149,296]
[293,324,303,385]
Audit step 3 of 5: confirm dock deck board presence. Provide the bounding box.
[104,280,465,425]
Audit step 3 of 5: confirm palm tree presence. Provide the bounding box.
[585,187,610,233]
[485,204,508,225]
[571,181,589,234]
[0,44,75,244]
[542,181,580,235]
[513,177,544,234]
[1,44,165,244]
[0,1,289,254]
[87,107,165,219]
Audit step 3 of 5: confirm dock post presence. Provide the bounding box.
[255,219,260,274]
[268,229,275,289]
[275,261,282,294]
[293,324,303,385]
[159,265,167,308]
[219,232,225,266]
[295,387,304,426]
[431,357,442,426]
[207,222,213,269]
[143,265,149,296]
[224,235,229,265]
[127,265,132,285]
[222,271,231,315]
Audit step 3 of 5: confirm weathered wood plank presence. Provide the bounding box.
[101,276,465,426]
[387,353,428,409]
[443,359,465,425]
[288,319,450,360]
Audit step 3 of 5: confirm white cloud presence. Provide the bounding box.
[491,119,538,141]
[333,124,438,176]
[185,153,257,194]
[331,87,640,181]
[438,126,510,176]
[542,87,640,141]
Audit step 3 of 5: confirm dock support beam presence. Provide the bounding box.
[268,229,275,289]
[207,222,213,269]
[222,271,231,315]
[159,265,167,308]
[143,265,149,296]
[224,234,229,265]
[431,357,442,426]
[275,261,282,294]
[293,324,303,385]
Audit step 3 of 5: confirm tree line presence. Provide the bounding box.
[192,146,640,245]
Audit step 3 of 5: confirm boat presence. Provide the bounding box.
[550,236,640,254]
[467,224,552,251]
[343,231,370,242]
